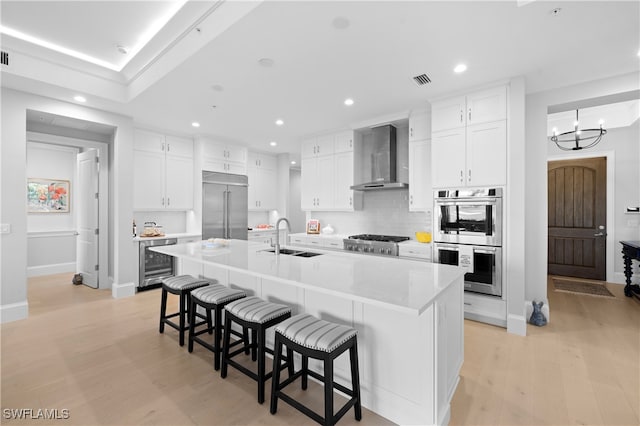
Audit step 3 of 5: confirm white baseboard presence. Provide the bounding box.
[0,301,29,323]
[27,262,76,277]
[612,272,628,285]
[507,313,527,336]
[112,281,135,298]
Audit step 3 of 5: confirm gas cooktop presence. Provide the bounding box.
[347,234,410,243]
[344,234,410,256]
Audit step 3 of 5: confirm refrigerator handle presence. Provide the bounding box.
[226,189,231,239]
[222,190,228,239]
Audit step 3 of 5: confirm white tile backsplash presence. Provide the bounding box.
[309,189,431,238]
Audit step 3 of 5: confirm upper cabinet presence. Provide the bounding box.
[431,85,507,188]
[431,86,507,133]
[409,139,431,212]
[247,152,277,211]
[409,108,431,142]
[133,129,194,211]
[203,141,247,175]
[301,130,359,211]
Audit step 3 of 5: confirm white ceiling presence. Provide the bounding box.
[2,1,639,157]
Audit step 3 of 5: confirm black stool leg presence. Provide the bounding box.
[257,327,266,404]
[213,304,223,370]
[350,342,362,421]
[251,329,258,361]
[207,308,213,335]
[179,292,186,346]
[270,333,283,414]
[243,327,251,354]
[324,357,334,426]
[159,288,168,333]
[188,297,197,353]
[220,314,232,378]
[302,354,309,390]
[286,347,295,377]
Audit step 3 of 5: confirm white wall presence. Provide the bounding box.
[26,142,78,274]
[310,189,430,238]
[524,72,640,309]
[1,88,136,323]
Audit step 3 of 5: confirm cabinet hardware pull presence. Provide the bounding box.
[167,198,170,206]
[313,146,316,154]
[167,144,170,152]
[410,127,413,137]
[161,143,165,151]
[162,197,165,206]
[460,170,463,183]
[468,109,471,121]
[460,110,463,123]
[468,169,471,182]
[410,195,413,204]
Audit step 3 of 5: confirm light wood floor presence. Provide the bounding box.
[2,274,639,425]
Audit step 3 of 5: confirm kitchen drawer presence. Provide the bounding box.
[398,242,432,261]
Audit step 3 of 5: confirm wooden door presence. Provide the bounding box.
[548,157,606,280]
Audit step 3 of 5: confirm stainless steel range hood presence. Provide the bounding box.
[350,124,408,191]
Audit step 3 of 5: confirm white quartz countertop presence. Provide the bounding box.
[133,232,201,242]
[151,239,464,316]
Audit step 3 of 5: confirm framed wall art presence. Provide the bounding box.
[27,178,70,213]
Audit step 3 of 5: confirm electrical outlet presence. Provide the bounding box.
[0,223,11,234]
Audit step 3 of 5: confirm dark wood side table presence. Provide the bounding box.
[621,241,640,298]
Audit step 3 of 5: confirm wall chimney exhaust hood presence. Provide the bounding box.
[350,124,408,191]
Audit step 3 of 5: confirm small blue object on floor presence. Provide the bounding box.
[529,301,547,326]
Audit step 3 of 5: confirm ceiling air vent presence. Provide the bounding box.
[1,51,8,66]
[412,73,431,86]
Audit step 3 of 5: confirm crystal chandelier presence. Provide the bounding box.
[550,109,607,151]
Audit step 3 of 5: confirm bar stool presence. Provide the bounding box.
[188,283,248,370]
[159,275,212,346]
[220,296,294,404]
[270,313,362,426]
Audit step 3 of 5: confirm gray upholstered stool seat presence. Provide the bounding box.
[270,314,362,426]
[275,313,357,353]
[188,283,248,370]
[159,275,213,346]
[221,296,294,404]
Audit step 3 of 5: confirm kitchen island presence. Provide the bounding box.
[151,239,464,425]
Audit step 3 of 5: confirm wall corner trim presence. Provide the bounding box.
[0,301,29,323]
[112,282,136,299]
[507,313,527,336]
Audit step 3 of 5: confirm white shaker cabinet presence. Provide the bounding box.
[247,152,277,211]
[302,135,335,158]
[408,139,432,211]
[409,108,431,142]
[133,129,194,210]
[202,141,247,175]
[431,85,507,188]
[301,155,334,210]
[333,151,355,210]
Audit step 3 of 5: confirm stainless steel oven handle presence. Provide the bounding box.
[435,244,460,251]
[474,248,497,254]
[435,198,497,205]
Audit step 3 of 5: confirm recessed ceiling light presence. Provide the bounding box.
[258,58,275,67]
[344,98,354,106]
[191,122,200,128]
[454,63,467,74]
[332,17,350,29]
[290,160,297,165]
[74,95,86,103]
[275,119,284,126]
[270,141,277,146]
[550,7,562,16]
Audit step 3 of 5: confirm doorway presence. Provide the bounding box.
[547,156,607,280]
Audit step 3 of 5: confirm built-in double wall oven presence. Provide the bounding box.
[433,188,503,297]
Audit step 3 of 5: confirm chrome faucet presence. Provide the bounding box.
[272,217,291,255]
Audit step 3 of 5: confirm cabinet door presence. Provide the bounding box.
[334,151,354,210]
[226,145,247,163]
[334,131,354,153]
[431,96,466,133]
[300,158,317,210]
[259,168,278,210]
[165,155,194,209]
[409,109,430,142]
[133,150,165,209]
[431,129,466,188]
[247,166,260,210]
[409,140,431,212]
[466,86,507,126]
[134,129,165,152]
[165,135,193,158]
[315,134,335,157]
[316,155,334,209]
[301,138,318,158]
[466,121,507,186]
[202,159,226,173]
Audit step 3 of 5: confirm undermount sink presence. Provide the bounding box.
[261,248,323,257]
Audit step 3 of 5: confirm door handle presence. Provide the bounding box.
[594,232,605,237]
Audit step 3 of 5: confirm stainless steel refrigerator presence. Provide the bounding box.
[202,171,248,240]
